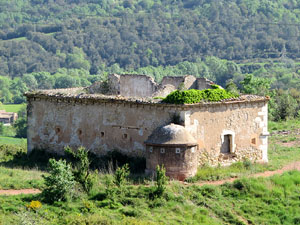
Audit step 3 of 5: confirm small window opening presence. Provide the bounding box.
[251,138,256,145]
[160,148,165,154]
[100,132,105,137]
[176,148,181,154]
[149,146,153,153]
[77,129,82,135]
[123,133,128,139]
[55,127,61,134]
[221,134,232,154]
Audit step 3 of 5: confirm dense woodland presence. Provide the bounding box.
[1,0,300,121]
[1,0,300,76]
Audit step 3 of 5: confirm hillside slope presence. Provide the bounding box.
[0,0,300,77]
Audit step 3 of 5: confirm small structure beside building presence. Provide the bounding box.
[145,124,198,180]
[0,110,18,125]
[25,74,269,180]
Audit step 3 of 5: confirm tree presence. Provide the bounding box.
[240,74,271,96]
[22,74,38,90]
[42,159,75,203]
[14,105,27,138]
[0,122,4,135]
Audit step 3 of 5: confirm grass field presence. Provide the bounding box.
[0,104,24,113]
[0,119,299,224]
[0,137,26,145]
[0,167,44,189]
[0,169,300,224]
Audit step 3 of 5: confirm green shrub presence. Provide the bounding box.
[0,144,26,162]
[65,146,95,194]
[162,88,239,104]
[114,164,130,188]
[0,122,4,135]
[42,159,75,203]
[14,105,27,138]
[154,165,167,198]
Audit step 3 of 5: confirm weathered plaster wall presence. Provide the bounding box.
[181,101,269,166]
[196,77,214,90]
[27,97,177,156]
[145,145,198,181]
[27,94,268,168]
[87,74,215,97]
[118,74,157,98]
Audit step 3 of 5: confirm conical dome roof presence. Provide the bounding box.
[145,123,197,146]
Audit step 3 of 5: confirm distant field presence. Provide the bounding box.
[0,137,26,145]
[0,104,24,113]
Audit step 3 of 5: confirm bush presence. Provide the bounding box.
[0,122,4,135]
[114,164,130,188]
[42,159,75,203]
[14,105,27,138]
[162,88,239,104]
[0,144,26,163]
[154,165,167,198]
[65,146,95,194]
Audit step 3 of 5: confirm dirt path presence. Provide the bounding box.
[0,189,41,196]
[193,161,300,186]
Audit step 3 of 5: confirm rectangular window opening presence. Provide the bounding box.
[149,146,153,153]
[221,134,232,154]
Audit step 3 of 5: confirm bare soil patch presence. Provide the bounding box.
[279,141,299,147]
[0,189,41,196]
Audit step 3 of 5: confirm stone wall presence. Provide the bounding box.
[87,74,215,97]
[27,97,177,156]
[146,145,198,181]
[27,93,269,168]
[181,101,269,166]
[118,74,157,97]
[196,77,215,90]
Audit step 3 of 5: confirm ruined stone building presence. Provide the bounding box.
[0,110,18,125]
[25,74,269,180]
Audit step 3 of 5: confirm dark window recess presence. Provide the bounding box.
[251,138,256,145]
[221,134,232,154]
[78,129,82,135]
[100,132,105,137]
[123,133,128,139]
[55,127,61,134]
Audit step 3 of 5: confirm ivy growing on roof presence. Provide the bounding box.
[162,87,239,104]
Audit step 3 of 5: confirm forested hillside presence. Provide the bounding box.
[1,0,300,122]
[1,0,300,77]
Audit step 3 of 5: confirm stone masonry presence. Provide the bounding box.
[25,74,269,180]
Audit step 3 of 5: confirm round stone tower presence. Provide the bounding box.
[145,123,198,181]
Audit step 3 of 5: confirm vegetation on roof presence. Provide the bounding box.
[162,87,239,104]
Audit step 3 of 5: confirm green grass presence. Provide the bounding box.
[0,104,24,113]
[1,171,300,224]
[0,119,300,224]
[187,160,267,182]
[268,119,300,132]
[0,167,44,190]
[0,137,26,145]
